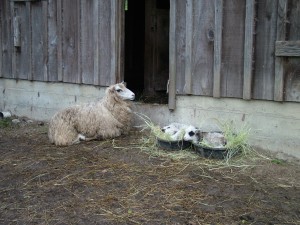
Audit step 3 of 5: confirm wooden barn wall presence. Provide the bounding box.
[0,0,118,86]
[173,0,300,102]
[1,0,300,102]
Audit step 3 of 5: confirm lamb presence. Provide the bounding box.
[162,123,200,142]
[201,132,226,148]
[183,125,201,144]
[48,82,135,146]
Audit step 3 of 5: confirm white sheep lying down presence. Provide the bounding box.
[48,82,135,146]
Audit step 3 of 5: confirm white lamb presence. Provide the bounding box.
[183,125,201,144]
[48,82,135,146]
[162,123,199,142]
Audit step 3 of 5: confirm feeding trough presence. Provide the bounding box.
[192,143,228,159]
[156,137,191,151]
[192,131,229,159]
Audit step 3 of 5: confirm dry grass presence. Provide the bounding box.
[1,120,300,224]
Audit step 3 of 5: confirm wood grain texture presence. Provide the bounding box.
[284,0,300,102]
[213,0,223,98]
[274,0,287,101]
[184,0,193,94]
[253,0,278,100]
[62,0,80,83]
[47,0,58,81]
[221,0,245,98]
[168,0,177,110]
[1,0,12,78]
[243,0,255,100]
[275,41,300,57]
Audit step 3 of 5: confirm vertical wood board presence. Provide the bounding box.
[98,0,112,86]
[62,0,80,83]
[168,0,177,109]
[243,0,255,100]
[31,1,45,81]
[1,0,12,78]
[253,0,278,100]
[221,0,245,98]
[284,0,300,102]
[174,0,187,95]
[213,0,223,98]
[47,0,58,82]
[274,0,287,101]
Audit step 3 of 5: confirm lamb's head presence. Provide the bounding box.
[107,82,135,101]
[183,125,201,144]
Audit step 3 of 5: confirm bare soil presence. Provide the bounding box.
[0,118,300,225]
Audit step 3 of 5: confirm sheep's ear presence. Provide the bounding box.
[121,81,127,87]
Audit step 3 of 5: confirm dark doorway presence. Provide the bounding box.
[124,0,169,104]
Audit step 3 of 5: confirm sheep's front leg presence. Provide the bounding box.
[72,134,98,144]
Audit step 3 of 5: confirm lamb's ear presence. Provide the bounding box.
[121,81,127,87]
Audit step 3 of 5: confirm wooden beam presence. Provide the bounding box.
[213,0,223,98]
[275,41,300,57]
[274,0,288,101]
[110,0,117,84]
[168,0,177,110]
[243,0,255,100]
[77,0,81,84]
[184,0,193,94]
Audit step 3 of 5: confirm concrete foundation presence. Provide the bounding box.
[1,79,300,158]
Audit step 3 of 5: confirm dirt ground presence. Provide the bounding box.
[0,118,300,225]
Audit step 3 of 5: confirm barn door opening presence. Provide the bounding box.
[124,0,169,104]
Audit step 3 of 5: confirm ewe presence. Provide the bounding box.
[48,82,135,146]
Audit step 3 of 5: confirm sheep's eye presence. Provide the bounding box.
[188,131,195,136]
[116,89,122,92]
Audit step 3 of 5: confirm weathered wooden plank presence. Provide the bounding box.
[213,0,223,98]
[93,0,99,85]
[186,0,214,96]
[117,0,125,83]
[99,0,111,86]
[110,0,117,85]
[11,2,31,79]
[274,0,288,102]
[173,0,186,94]
[1,0,12,78]
[47,0,58,81]
[184,0,193,94]
[81,0,96,85]
[77,0,82,84]
[42,0,48,81]
[253,0,278,100]
[243,0,255,100]
[26,2,32,80]
[11,1,16,79]
[56,0,62,81]
[284,0,300,102]
[168,0,177,110]
[31,1,44,81]
[275,41,300,57]
[62,0,80,83]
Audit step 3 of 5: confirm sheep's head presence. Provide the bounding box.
[183,125,201,144]
[107,82,135,101]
